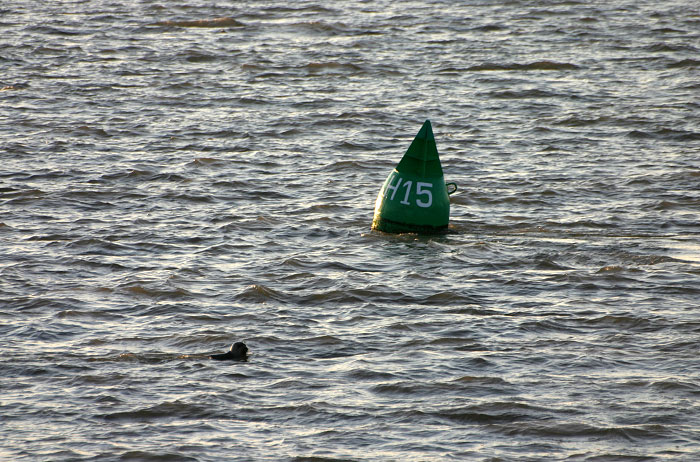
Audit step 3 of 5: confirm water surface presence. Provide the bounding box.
[1,0,699,460]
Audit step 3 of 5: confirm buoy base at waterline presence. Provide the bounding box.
[371,214,448,234]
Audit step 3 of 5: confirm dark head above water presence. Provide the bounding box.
[209,342,248,361]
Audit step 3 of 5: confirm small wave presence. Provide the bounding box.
[26,25,82,36]
[372,375,514,397]
[535,256,571,271]
[294,288,380,305]
[519,319,583,334]
[667,58,700,69]
[316,159,374,172]
[302,62,364,75]
[445,306,500,316]
[266,378,326,390]
[627,128,700,141]
[190,157,223,166]
[553,115,610,126]
[334,140,385,151]
[9,323,82,341]
[2,188,45,204]
[467,61,579,71]
[472,24,506,32]
[65,238,133,254]
[425,337,488,351]
[72,125,111,137]
[434,402,545,425]
[100,401,216,422]
[583,314,659,330]
[452,376,512,386]
[184,51,218,63]
[120,284,193,300]
[151,17,245,28]
[98,169,153,181]
[114,451,198,462]
[645,43,698,53]
[68,373,128,386]
[499,422,668,441]
[292,20,352,36]
[652,27,684,34]
[346,369,397,381]
[651,199,695,211]
[370,382,427,396]
[159,192,216,203]
[89,352,187,364]
[25,233,72,242]
[544,219,620,230]
[611,251,678,266]
[235,284,288,303]
[56,310,124,321]
[489,89,560,99]
[424,291,484,305]
[261,5,338,15]
[651,379,700,395]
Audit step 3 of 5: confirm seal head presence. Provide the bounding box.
[210,342,248,361]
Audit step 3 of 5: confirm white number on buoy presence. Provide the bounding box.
[400,180,412,205]
[415,182,433,208]
[383,175,433,208]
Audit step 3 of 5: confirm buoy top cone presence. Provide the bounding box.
[371,120,451,234]
[396,120,444,178]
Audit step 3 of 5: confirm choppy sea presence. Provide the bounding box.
[2,1,699,460]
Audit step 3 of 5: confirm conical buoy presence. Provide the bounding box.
[371,120,455,234]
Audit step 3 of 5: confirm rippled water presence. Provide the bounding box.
[2,0,699,460]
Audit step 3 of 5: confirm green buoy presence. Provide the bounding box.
[371,120,456,234]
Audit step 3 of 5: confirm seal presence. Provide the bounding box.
[209,342,248,361]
